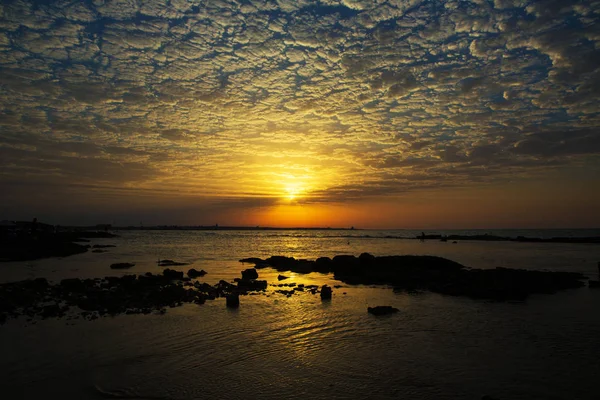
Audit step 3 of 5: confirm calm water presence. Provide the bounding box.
[1,229,600,399]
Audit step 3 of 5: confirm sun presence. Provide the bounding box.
[285,185,301,201]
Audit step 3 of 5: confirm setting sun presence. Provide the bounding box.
[285,185,301,201]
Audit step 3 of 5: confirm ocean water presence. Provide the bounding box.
[1,229,600,400]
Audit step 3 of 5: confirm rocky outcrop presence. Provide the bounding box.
[240,253,586,301]
[241,268,259,280]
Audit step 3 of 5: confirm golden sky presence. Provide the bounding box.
[1,0,600,227]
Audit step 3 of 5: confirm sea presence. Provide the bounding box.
[1,229,600,400]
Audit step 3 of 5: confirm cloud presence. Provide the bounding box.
[0,0,599,218]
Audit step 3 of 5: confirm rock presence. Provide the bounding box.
[589,280,600,288]
[367,306,399,316]
[158,259,188,266]
[320,285,332,300]
[241,268,259,280]
[226,294,240,308]
[110,262,135,269]
[358,252,376,263]
[92,249,107,253]
[332,255,359,267]
[187,268,207,278]
[163,268,184,280]
[277,274,289,281]
[314,257,332,273]
[92,244,116,248]
[265,256,297,269]
[237,279,267,291]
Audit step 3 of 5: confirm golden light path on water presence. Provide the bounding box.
[1,230,600,399]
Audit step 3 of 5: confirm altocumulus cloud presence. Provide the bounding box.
[1,0,600,212]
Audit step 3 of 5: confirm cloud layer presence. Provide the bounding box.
[1,0,600,223]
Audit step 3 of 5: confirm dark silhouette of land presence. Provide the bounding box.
[0,220,117,261]
[415,233,600,244]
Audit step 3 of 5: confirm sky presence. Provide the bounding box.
[1,0,599,228]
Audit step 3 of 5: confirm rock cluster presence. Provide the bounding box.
[0,266,272,324]
[240,253,586,301]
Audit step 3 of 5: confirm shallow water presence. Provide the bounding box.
[1,229,600,399]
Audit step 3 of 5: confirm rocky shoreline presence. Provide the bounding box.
[0,253,592,325]
[241,253,588,301]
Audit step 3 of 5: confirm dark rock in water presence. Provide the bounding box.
[368,306,399,316]
[241,268,259,280]
[187,268,207,278]
[237,279,267,291]
[92,249,107,253]
[332,255,359,267]
[163,268,184,280]
[158,259,188,266]
[226,293,239,308]
[92,244,116,249]
[266,255,297,268]
[589,280,600,288]
[110,262,135,269]
[277,274,289,281]
[320,285,332,300]
[242,253,586,301]
[358,252,376,263]
[314,257,332,272]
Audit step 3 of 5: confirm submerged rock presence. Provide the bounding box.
[110,262,135,269]
[368,306,399,316]
[277,274,289,281]
[158,259,188,266]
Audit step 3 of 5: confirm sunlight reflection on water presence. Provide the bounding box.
[1,230,600,399]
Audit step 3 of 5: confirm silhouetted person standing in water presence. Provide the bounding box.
[420,232,425,242]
